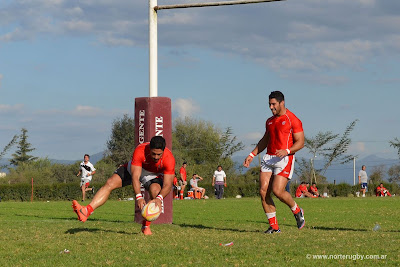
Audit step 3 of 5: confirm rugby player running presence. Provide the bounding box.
[243,91,305,233]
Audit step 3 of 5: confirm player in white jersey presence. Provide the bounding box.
[77,154,96,202]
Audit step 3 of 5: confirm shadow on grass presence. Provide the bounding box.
[293,225,400,233]
[308,226,368,232]
[14,213,131,223]
[65,228,137,235]
[175,223,263,233]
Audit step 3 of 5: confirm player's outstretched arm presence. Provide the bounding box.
[131,165,145,209]
[150,174,174,210]
[159,174,174,199]
[244,132,269,168]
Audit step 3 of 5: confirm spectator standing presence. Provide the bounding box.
[358,165,368,197]
[212,165,227,199]
[179,162,188,200]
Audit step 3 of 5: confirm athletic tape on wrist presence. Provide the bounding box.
[136,193,143,200]
[286,149,291,154]
[249,152,255,158]
[156,195,164,213]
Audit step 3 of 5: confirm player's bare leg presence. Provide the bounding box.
[260,172,281,233]
[180,182,186,200]
[72,174,122,222]
[271,175,296,207]
[81,185,86,201]
[89,174,122,209]
[272,175,305,229]
[201,188,206,199]
[260,172,275,212]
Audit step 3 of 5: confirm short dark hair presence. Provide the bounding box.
[269,91,285,103]
[84,154,90,158]
[150,136,166,150]
[183,162,187,165]
[217,165,222,168]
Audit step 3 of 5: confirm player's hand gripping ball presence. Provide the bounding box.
[141,202,161,221]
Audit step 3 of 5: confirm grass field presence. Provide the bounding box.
[0,197,399,266]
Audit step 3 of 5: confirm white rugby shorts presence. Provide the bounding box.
[140,169,163,184]
[261,154,295,179]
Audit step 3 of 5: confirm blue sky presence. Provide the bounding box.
[1,0,400,162]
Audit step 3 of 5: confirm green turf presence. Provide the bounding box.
[0,197,399,266]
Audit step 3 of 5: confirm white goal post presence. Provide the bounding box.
[148,0,285,97]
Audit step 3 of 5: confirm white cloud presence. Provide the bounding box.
[63,20,93,32]
[172,98,200,118]
[65,6,84,16]
[158,13,197,25]
[0,0,399,83]
[0,104,24,114]
[71,105,102,117]
[99,34,135,46]
[349,142,367,154]
[243,132,263,141]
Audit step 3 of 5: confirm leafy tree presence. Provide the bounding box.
[389,137,400,160]
[52,162,80,184]
[294,158,327,184]
[10,128,37,166]
[172,117,244,178]
[303,131,338,182]
[369,165,385,184]
[105,114,135,165]
[388,164,400,183]
[305,131,338,162]
[5,158,52,184]
[295,120,357,181]
[321,120,358,174]
[0,134,18,168]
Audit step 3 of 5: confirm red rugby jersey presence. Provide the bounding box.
[265,109,303,155]
[131,142,175,175]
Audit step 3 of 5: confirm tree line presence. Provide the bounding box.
[1,115,400,186]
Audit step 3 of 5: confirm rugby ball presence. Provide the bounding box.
[141,202,161,221]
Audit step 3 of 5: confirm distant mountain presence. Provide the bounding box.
[50,151,105,165]
[232,154,399,184]
[0,151,105,173]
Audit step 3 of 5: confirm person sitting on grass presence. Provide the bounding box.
[190,174,206,199]
[173,175,181,199]
[295,182,316,198]
[376,183,392,197]
[309,183,320,197]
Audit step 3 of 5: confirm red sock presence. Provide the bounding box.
[87,205,94,216]
[291,204,301,214]
[268,216,279,230]
[142,220,151,227]
[180,190,184,199]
